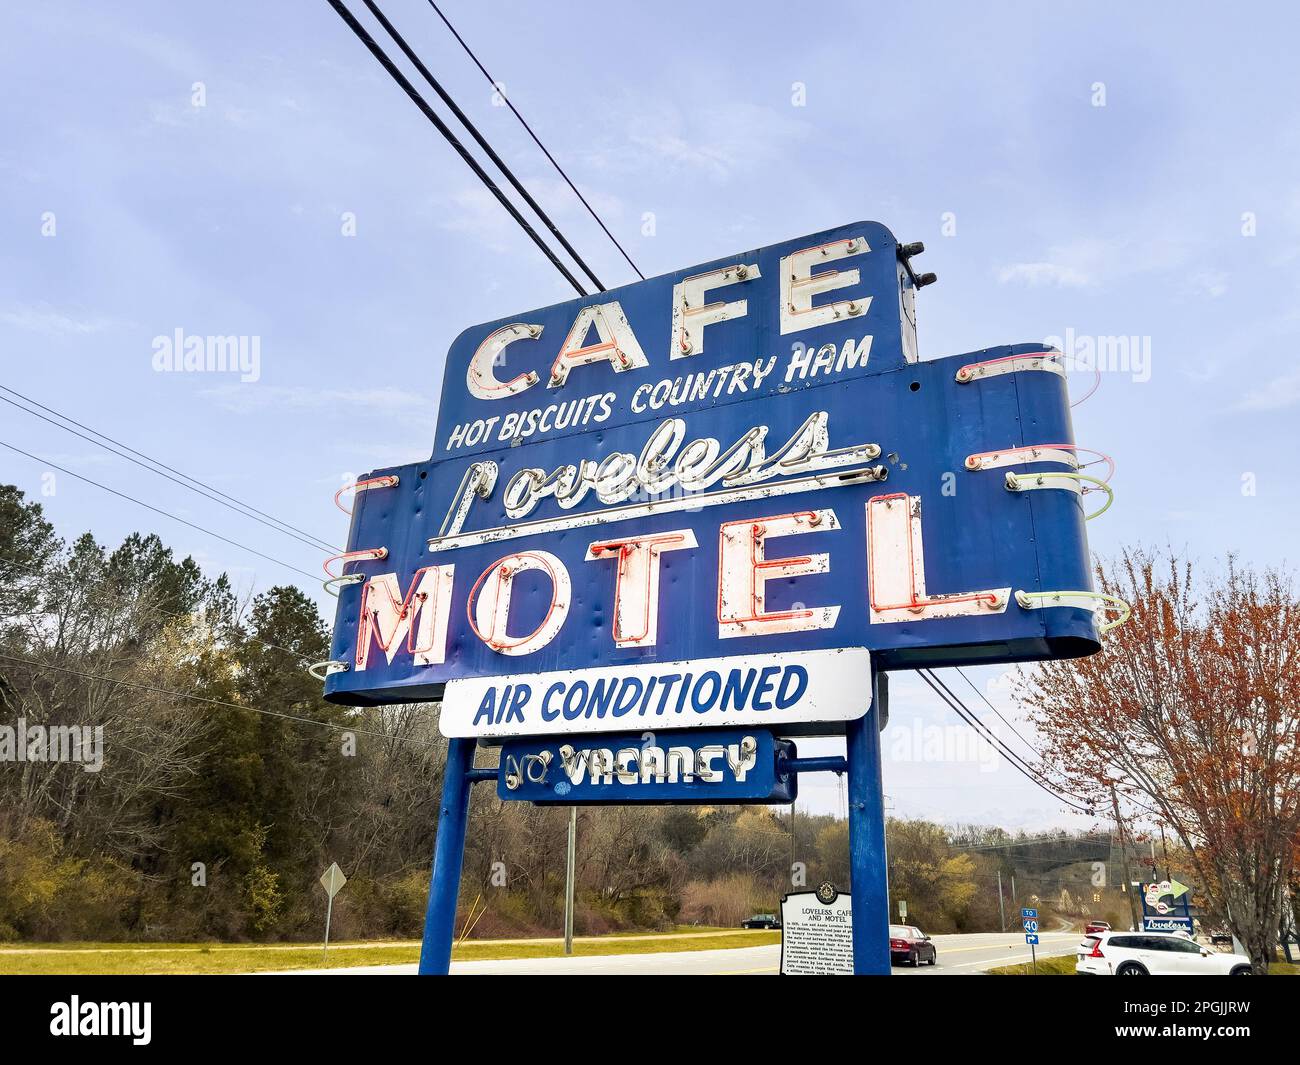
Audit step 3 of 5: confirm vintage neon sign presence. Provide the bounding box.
[322,221,1101,731]
[319,218,1117,981]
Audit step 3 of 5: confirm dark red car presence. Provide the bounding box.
[1085,920,1112,935]
[889,924,937,966]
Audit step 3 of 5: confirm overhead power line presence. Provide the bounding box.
[953,665,1040,755]
[0,651,436,748]
[969,853,1112,866]
[0,386,339,555]
[361,0,606,293]
[0,439,320,583]
[424,0,645,280]
[951,833,1112,853]
[918,668,1093,815]
[921,668,1091,808]
[324,0,589,297]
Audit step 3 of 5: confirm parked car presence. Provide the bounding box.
[1084,919,1111,935]
[889,924,937,966]
[741,913,781,930]
[1076,931,1252,975]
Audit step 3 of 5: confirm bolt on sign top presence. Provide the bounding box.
[321,221,1100,738]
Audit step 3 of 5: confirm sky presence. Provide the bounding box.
[3,0,1298,830]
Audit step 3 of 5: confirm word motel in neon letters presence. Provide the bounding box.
[353,494,1007,673]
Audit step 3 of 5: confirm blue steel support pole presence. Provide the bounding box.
[846,669,890,975]
[418,736,476,975]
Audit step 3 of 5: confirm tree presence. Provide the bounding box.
[0,484,452,941]
[1020,548,1300,972]
[814,819,850,889]
[885,818,979,931]
[0,485,58,626]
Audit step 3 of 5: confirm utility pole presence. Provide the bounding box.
[1159,823,1172,881]
[997,869,1006,931]
[790,801,797,873]
[563,807,577,955]
[1111,786,1141,932]
[1011,874,1017,911]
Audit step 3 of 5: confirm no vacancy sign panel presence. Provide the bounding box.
[322,220,1099,739]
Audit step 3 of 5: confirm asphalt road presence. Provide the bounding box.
[279,930,1081,975]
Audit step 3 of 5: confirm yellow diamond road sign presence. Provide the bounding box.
[320,862,347,899]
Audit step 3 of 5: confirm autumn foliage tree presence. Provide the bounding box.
[1020,548,1300,972]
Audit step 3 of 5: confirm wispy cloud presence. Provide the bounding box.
[330,441,433,468]
[0,306,120,335]
[996,262,1092,287]
[435,185,520,253]
[1235,368,1300,412]
[996,235,1195,289]
[578,100,813,184]
[1188,270,1229,298]
[431,174,629,257]
[995,237,1113,288]
[201,384,432,416]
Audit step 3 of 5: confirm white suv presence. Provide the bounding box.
[1077,930,1253,976]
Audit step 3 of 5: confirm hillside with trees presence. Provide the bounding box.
[4,485,1294,959]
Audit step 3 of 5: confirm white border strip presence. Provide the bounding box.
[955,354,1065,383]
[1004,471,1084,497]
[965,446,1079,472]
[440,647,873,738]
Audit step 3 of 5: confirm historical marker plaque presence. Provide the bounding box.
[780,884,853,975]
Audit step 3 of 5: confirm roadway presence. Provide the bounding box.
[277,930,1081,975]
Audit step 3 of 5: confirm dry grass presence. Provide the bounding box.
[0,927,779,975]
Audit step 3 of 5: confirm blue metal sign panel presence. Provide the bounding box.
[1025,932,1039,945]
[1021,907,1038,918]
[496,727,796,804]
[321,220,1099,737]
